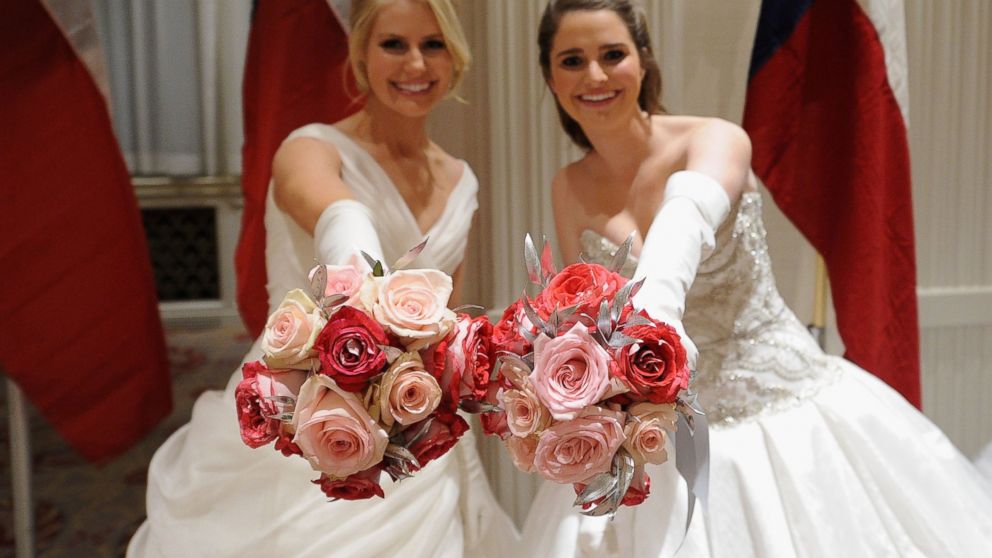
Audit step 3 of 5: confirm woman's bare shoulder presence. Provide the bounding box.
[662,115,752,200]
[272,136,343,190]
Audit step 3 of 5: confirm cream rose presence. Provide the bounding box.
[261,289,326,369]
[379,352,442,427]
[623,402,677,466]
[505,435,539,473]
[501,388,551,437]
[370,269,456,350]
[292,375,388,478]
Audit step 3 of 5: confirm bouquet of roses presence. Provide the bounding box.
[485,236,704,516]
[234,242,491,501]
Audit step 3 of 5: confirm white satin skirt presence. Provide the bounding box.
[128,339,519,558]
[521,363,992,557]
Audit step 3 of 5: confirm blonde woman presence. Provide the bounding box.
[128,1,517,556]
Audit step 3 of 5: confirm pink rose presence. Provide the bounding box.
[314,305,389,392]
[261,289,326,369]
[530,323,613,421]
[535,263,626,321]
[501,388,550,437]
[617,319,689,404]
[308,262,367,309]
[370,269,456,350]
[313,466,385,500]
[379,352,442,426]
[234,361,306,448]
[623,402,676,466]
[406,409,469,469]
[292,375,389,478]
[505,435,539,473]
[533,408,626,484]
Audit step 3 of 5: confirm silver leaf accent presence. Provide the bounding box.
[321,293,348,312]
[384,443,421,469]
[608,232,635,274]
[574,472,617,506]
[521,295,552,337]
[597,299,613,341]
[621,314,654,329]
[360,250,380,273]
[459,400,502,414]
[520,326,537,343]
[614,448,636,504]
[452,304,486,315]
[608,331,640,349]
[524,234,542,285]
[611,279,637,323]
[309,264,328,301]
[404,417,434,447]
[392,237,429,271]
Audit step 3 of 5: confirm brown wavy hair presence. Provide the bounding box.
[537,0,663,150]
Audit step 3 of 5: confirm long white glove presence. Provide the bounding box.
[313,199,385,266]
[631,170,732,368]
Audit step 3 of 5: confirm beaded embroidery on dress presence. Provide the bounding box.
[583,192,841,426]
[515,191,992,558]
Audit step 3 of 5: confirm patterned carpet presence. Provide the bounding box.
[0,321,253,558]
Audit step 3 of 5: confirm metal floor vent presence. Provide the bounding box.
[141,207,220,302]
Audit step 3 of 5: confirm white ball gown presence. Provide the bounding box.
[127,124,519,558]
[522,192,992,557]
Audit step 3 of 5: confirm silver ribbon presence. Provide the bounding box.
[674,402,710,536]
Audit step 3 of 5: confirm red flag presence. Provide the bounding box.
[236,0,363,337]
[743,0,920,406]
[0,0,171,461]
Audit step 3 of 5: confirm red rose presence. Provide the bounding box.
[274,432,303,457]
[479,383,510,439]
[621,468,651,506]
[314,306,389,392]
[618,320,689,403]
[536,263,626,321]
[573,468,651,509]
[421,338,457,413]
[313,467,385,500]
[407,410,469,469]
[235,360,301,448]
[492,299,534,355]
[450,314,495,401]
[235,380,276,448]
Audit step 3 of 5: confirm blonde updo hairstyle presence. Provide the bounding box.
[348,0,471,96]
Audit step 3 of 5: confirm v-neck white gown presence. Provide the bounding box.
[128,124,519,558]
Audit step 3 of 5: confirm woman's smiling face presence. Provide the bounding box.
[362,0,454,117]
[547,9,646,131]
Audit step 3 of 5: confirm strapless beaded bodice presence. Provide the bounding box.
[580,193,841,426]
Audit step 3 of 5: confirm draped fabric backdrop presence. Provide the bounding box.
[91,0,250,176]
